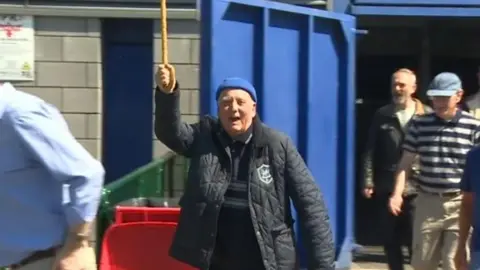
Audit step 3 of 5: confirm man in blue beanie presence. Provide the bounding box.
[154,64,335,270]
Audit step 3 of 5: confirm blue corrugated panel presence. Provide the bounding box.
[199,0,356,268]
[354,0,479,5]
[349,0,480,16]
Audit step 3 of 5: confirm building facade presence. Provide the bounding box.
[13,17,104,157]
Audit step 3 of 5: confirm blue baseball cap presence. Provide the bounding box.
[215,77,257,102]
[426,72,462,97]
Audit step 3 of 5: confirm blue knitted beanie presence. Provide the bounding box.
[215,77,257,102]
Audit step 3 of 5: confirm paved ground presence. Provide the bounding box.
[351,246,414,270]
[352,261,413,270]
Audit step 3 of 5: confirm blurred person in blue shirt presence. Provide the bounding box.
[0,83,105,270]
[457,146,480,270]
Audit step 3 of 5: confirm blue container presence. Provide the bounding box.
[346,0,480,16]
[199,0,357,268]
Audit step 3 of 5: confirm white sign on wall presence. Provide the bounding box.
[0,15,35,81]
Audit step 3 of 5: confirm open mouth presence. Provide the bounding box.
[229,116,241,122]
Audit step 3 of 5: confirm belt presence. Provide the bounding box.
[420,189,461,198]
[10,246,59,269]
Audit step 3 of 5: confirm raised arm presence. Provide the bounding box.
[154,64,200,157]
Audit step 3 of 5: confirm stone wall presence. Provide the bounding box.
[13,16,103,159]
[12,17,202,163]
[11,16,201,198]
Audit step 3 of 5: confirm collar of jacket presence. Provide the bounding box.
[215,117,269,149]
[219,123,253,144]
[413,98,425,115]
[384,98,426,117]
[251,117,269,147]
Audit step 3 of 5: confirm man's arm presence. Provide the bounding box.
[392,151,416,196]
[284,137,335,270]
[393,118,419,197]
[459,193,474,250]
[361,111,380,191]
[154,84,200,157]
[7,102,104,244]
[458,150,475,250]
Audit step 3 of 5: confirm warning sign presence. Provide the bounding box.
[21,62,32,78]
[0,15,35,81]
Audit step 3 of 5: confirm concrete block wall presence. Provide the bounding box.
[12,16,201,197]
[153,19,200,197]
[13,16,103,159]
[13,17,201,163]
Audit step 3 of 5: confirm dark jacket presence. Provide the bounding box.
[154,86,335,270]
[361,99,430,195]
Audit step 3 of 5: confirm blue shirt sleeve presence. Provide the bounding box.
[460,149,476,193]
[7,101,105,227]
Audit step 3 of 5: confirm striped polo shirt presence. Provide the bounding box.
[403,110,480,193]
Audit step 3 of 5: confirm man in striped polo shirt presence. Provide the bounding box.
[389,72,480,270]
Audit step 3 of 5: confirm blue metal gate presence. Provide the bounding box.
[199,0,356,268]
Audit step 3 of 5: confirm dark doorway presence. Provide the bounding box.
[430,57,479,99]
[355,54,419,246]
[428,20,480,104]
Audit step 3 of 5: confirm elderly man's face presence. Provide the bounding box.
[430,91,463,119]
[218,89,256,136]
[391,72,416,106]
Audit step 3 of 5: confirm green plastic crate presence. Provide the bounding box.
[95,153,173,258]
[95,152,191,260]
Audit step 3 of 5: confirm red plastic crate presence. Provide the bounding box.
[115,206,181,224]
[99,222,196,270]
